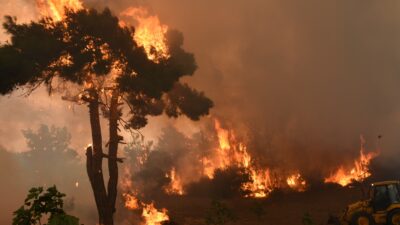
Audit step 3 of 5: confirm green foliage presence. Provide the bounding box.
[0,7,212,128]
[48,214,80,225]
[205,200,236,225]
[302,212,314,225]
[12,186,80,225]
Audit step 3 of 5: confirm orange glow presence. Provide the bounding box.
[203,119,300,198]
[242,169,274,198]
[164,167,184,195]
[123,193,140,210]
[142,203,170,225]
[324,136,379,186]
[120,7,169,61]
[121,166,170,225]
[286,173,307,192]
[123,193,169,225]
[36,0,83,21]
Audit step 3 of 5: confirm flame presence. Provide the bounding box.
[36,0,83,21]
[242,169,274,198]
[142,203,169,225]
[164,167,184,195]
[121,166,170,225]
[123,193,140,210]
[201,119,277,197]
[286,173,307,192]
[120,7,169,61]
[202,120,253,176]
[199,119,311,197]
[324,136,379,186]
[36,2,169,62]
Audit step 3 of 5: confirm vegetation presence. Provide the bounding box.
[0,6,212,225]
[205,200,236,225]
[13,186,80,225]
[16,124,84,190]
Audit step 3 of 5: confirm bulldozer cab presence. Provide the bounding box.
[370,181,400,212]
[340,181,400,225]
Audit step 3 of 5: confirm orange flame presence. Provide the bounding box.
[202,119,309,198]
[164,167,184,195]
[121,166,170,225]
[286,173,307,192]
[120,7,169,61]
[36,0,83,21]
[123,193,140,210]
[324,136,379,186]
[123,193,169,225]
[142,203,170,225]
[242,169,274,198]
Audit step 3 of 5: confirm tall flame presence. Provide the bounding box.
[324,136,379,186]
[201,119,307,198]
[36,0,83,21]
[164,167,185,195]
[120,7,169,61]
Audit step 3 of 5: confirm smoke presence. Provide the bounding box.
[1,0,400,223]
[36,0,398,178]
[0,124,96,225]
[0,0,38,41]
[114,0,400,177]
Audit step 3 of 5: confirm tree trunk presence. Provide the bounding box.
[86,90,121,225]
[107,90,120,224]
[86,91,109,225]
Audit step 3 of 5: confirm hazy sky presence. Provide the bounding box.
[1,0,400,173]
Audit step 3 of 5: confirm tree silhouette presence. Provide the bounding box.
[18,124,83,189]
[0,7,213,225]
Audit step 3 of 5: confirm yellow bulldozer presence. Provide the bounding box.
[337,181,400,225]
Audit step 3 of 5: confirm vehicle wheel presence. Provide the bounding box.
[388,209,400,225]
[350,211,375,225]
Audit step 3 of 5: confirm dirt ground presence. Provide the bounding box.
[151,186,362,225]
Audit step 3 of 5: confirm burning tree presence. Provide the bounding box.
[0,6,212,225]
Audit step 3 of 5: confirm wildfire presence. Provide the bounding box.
[202,120,253,178]
[121,166,170,225]
[123,193,140,210]
[286,173,307,192]
[201,119,309,198]
[120,7,169,61]
[164,167,185,195]
[242,169,274,198]
[36,2,169,62]
[36,0,83,21]
[142,203,170,225]
[123,193,169,225]
[324,136,379,186]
